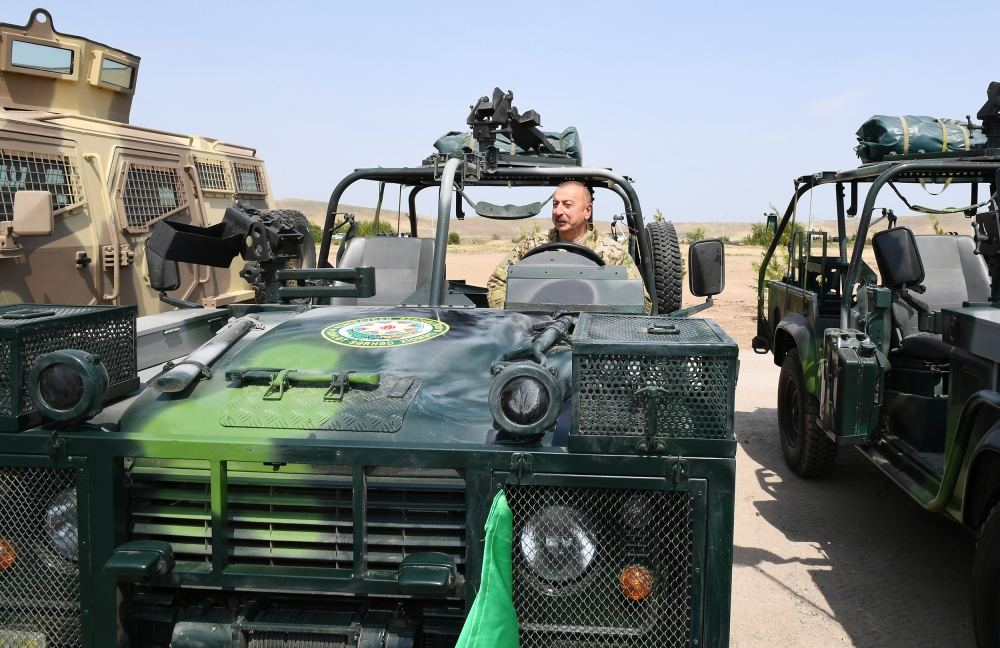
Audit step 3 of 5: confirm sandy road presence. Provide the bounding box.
[448,245,979,647]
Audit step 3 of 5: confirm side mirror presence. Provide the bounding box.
[872,227,924,289]
[12,191,53,236]
[689,239,725,297]
[146,246,180,293]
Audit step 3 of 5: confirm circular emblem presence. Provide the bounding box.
[322,317,449,348]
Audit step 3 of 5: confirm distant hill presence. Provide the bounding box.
[275,198,976,243]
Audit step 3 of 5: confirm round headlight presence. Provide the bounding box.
[519,505,596,583]
[29,350,108,421]
[44,487,79,562]
[489,362,563,438]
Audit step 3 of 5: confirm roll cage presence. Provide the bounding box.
[316,158,659,312]
[756,156,1000,342]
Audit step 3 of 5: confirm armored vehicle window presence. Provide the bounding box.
[0,148,84,220]
[232,162,266,196]
[120,164,188,232]
[98,58,134,90]
[194,158,234,192]
[10,40,74,75]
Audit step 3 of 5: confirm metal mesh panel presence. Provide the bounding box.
[576,354,732,439]
[0,340,10,417]
[246,610,351,647]
[581,315,723,344]
[0,148,84,220]
[194,158,234,192]
[0,466,81,647]
[120,163,188,231]
[233,163,266,195]
[506,485,693,648]
[6,306,136,418]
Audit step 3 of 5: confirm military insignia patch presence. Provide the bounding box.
[321,316,449,348]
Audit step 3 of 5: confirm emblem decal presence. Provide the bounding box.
[322,316,449,348]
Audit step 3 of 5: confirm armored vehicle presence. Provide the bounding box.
[0,89,736,647]
[0,8,296,315]
[753,83,1000,647]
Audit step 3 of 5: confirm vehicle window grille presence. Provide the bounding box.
[506,484,694,648]
[232,162,266,196]
[194,158,234,192]
[120,163,188,232]
[0,339,11,417]
[0,148,84,220]
[0,466,81,646]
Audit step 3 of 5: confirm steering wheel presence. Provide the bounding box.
[519,242,606,266]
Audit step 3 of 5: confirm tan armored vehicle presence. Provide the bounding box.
[0,8,283,314]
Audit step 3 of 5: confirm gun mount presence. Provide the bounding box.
[466,87,556,170]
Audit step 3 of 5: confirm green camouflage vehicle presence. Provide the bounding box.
[0,89,736,647]
[753,83,1000,647]
[0,9,303,316]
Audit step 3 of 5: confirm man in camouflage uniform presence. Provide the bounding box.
[486,181,651,312]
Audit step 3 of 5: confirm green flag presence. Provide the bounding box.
[455,490,519,648]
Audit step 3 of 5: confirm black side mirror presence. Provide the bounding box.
[146,247,180,293]
[689,239,725,297]
[873,227,924,289]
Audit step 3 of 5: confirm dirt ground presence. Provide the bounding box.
[448,244,978,648]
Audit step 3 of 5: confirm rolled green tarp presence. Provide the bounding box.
[856,115,986,162]
[434,126,582,164]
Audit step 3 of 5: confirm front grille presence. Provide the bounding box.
[0,466,81,648]
[506,484,694,648]
[245,610,352,647]
[128,465,466,573]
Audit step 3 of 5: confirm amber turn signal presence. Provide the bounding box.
[619,564,653,601]
[0,538,16,571]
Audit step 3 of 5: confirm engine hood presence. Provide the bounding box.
[120,306,568,446]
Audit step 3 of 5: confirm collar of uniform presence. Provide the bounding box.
[548,227,597,244]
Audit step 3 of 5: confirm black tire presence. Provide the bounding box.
[777,348,837,477]
[645,221,682,314]
[973,504,1000,647]
[282,210,317,269]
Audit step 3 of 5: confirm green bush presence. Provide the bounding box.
[310,223,323,245]
[687,227,707,243]
[750,221,806,293]
[357,220,396,237]
[448,232,461,245]
[741,222,774,246]
[491,232,501,241]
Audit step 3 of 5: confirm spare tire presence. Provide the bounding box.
[281,210,317,269]
[645,221,682,314]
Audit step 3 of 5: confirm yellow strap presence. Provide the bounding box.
[937,118,948,152]
[919,177,953,195]
[959,123,971,150]
[900,116,910,154]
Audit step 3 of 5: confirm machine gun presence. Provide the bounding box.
[466,87,556,170]
[147,206,374,306]
[977,81,1000,155]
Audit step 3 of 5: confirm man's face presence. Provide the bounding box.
[551,184,592,240]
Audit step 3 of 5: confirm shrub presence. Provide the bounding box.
[687,227,707,242]
[741,222,774,246]
[357,220,395,237]
[448,232,461,245]
[491,232,501,241]
[310,222,323,245]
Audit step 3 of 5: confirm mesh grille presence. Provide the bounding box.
[233,163,266,195]
[0,467,81,647]
[128,466,466,573]
[120,163,188,231]
[506,485,693,648]
[0,148,84,220]
[194,158,234,192]
[576,355,732,439]
[246,610,352,647]
[0,340,11,417]
[2,306,136,418]
[581,316,724,344]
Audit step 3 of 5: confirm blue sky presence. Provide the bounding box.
[7,1,1000,222]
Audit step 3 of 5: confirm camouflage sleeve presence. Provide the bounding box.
[486,236,537,309]
[594,237,653,314]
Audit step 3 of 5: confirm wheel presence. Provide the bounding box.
[281,210,317,269]
[645,221,682,314]
[777,348,837,477]
[973,504,1000,647]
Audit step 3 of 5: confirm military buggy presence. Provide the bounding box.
[0,89,736,647]
[754,83,1000,647]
